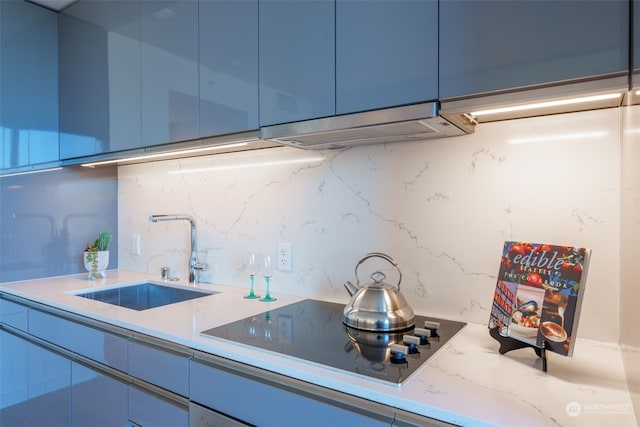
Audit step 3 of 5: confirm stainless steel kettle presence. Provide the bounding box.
[343,252,415,332]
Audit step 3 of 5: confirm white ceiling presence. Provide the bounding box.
[30,0,77,12]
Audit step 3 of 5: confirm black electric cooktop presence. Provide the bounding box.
[201,299,465,384]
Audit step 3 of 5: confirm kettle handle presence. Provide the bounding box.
[354,252,402,290]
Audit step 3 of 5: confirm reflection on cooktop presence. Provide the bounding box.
[201,299,465,384]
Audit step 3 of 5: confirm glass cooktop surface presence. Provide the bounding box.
[201,299,465,384]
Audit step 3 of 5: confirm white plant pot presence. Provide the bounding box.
[83,250,109,280]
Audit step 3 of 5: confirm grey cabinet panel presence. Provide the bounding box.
[259,0,335,126]
[336,0,438,114]
[0,297,28,331]
[141,0,199,146]
[28,309,128,371]
[128,339,190,397]
[199,0,259,136]
[0,330,29,418]
[634,0,640,85]
[129,385,188,427]
[190,360,390,427]
[72,362,128,426]
[58,13,110,159]
[440,0,629,99]
[0,1,58,169]
[59,0,141,159]
[0,330,71,426]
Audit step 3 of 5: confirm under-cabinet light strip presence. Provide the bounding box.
[80,142,249,167]
[471,93,622,117]
[168,156,324,174]
[0,167,63,178]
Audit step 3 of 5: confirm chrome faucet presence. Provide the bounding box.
[148,214,208,283]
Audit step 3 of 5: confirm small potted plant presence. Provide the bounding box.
[84,230,112,280]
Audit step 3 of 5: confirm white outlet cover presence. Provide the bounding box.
[278,242,292,272]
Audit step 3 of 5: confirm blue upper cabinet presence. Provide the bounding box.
[634,0,640,86]
[0,1,58,169]
[199,0,259,136]
[259,0,335,126]
[439,0,629,100]
[59,1,141,160]
[141,0,199,146]
[335,0,438,115]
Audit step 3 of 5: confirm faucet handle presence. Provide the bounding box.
[193,262,208,271]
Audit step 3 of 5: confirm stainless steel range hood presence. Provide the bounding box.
[260,102,474,150]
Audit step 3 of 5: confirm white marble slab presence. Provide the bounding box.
[1,272,636,426]
[118,107,622,347]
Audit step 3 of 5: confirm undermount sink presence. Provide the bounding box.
[74,282,219,311]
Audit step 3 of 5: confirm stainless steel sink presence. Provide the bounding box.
[74,282,219,311]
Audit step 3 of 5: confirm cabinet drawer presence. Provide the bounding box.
[129,385,188,427]
[28,309,128,371]
[190,359,391,427]
[128,339,191,397]
[0,297,28,331]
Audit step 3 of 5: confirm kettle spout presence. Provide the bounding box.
[344,280,359,297]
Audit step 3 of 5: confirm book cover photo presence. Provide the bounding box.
[488,241,591,356]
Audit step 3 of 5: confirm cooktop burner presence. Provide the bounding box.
[201,299,465,384]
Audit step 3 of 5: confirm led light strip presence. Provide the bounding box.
[167,156,324,174]
[81,142,249,167]
[0,167,63,178]
[471,93,622,117]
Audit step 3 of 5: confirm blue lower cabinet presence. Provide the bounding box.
[128,339,190,397]
[129,386,188,427]
[28,309,128,371]
[71,362,128,427]
[0,330,71,426]
[0,298,28,331]
[190,359,391,427]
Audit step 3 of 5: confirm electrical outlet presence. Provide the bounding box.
[278,242,292,272]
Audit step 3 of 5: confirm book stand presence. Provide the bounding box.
[489,326,548,372]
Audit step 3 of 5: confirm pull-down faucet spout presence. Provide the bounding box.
[149,214,208,283]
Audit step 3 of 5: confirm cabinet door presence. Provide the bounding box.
[634,0,640,86]
[439,0,629,99]
[59,0,141,159]
[0,0,58,169]
[0,330,71,426]
[199,0,259,136]
[336,0,438,115]
[58,12,109,159]
[141,0,199,146]
[71,362,128,427]
[259,0,335,126]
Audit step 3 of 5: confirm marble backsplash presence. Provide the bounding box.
[118,107,623,343]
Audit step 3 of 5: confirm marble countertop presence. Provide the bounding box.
[0,270,636,426]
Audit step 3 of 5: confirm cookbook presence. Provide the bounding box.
[488,241,591,356]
